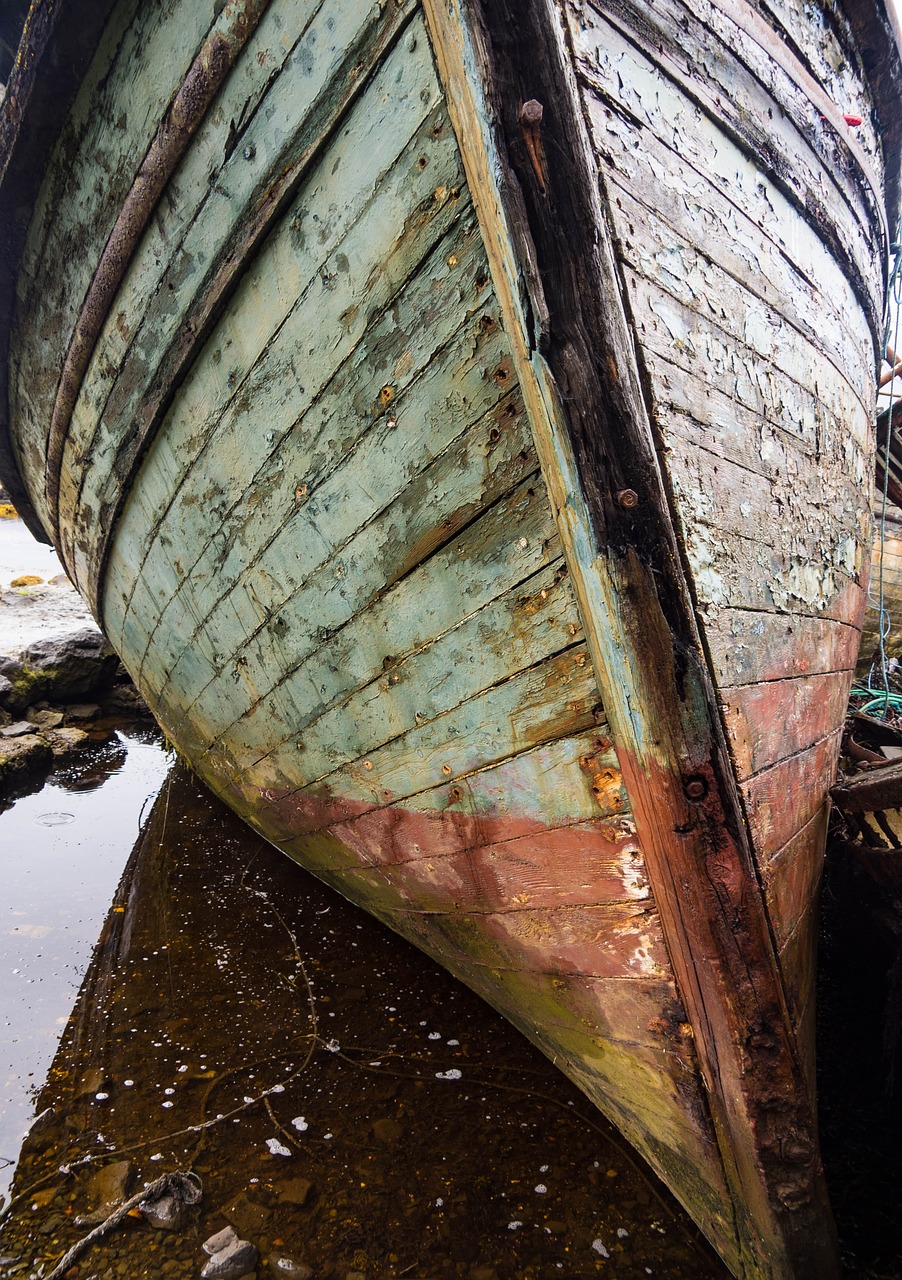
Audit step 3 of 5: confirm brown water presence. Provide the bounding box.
[0,756,728,1279]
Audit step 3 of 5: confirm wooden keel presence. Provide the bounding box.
[420,2,838,1276]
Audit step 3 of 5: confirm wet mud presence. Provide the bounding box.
[0,762,727,1279]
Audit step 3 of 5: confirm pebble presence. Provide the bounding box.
[200,1234,259,1280]
[269,1256,314,1279]
[275,1177,313,1207]
[372,1117,403,1144]
[139,1191,186,1230]
[203,1225,240,1256]
[87,1159,134,1208]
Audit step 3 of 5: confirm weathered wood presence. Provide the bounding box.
[43,0,273,546]
[104,203,493,659]
[744,730,843,856]
[422,1,840,1274]
[72,0,422,607]
[832,757,902,814]
[577,0,884,333]
[858,505,902,673]
[720,672,855,780]
[706,610,861,687]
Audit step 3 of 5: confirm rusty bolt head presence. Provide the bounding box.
[519,99,544,128]
[683,775,708,801]
[615,488,639,510]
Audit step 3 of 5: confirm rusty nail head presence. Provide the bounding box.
[519,99,544,128]
[615,488,639,510]
[684,775,707,801]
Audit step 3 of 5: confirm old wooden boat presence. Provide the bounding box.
[1,1,900,1276]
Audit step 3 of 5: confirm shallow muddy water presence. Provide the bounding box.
[0,756,730,1279]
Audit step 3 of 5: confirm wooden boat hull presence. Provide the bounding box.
[1,2,899,1276]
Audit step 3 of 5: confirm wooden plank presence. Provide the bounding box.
[225,554,579,778]
[720,670,854,781]
[421,2,840,1274]
[55,0,327,520]
[305,729,627,861]
[12,0,221,521]
[256,644,599,825]
[146,355,538,741]
[626,269,873,456]
[605,174,874,411]
[103,209,494,653]
[120,219,504,677]
[314,817,648,914]
[663,432,868,618]
[742,730,842,857]
[575,0,883,327]
[761,809,829,949]
[705,609,862,687]
[579,77,872,393]
[72,1,426,604]
[44,0,274,548]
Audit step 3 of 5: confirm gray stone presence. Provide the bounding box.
[0,733,52,786]
[44,725,91,757]
[2,628,120,711]
[0,721,34,737]
[139,1191,186,1230]
[200,1235,259,1279]
[64,702,101,721]
[203,1226,239,1256]
[269,1257,314,1280]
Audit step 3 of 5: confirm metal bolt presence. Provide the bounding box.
[683,775,707,801]
[615,488,639,510]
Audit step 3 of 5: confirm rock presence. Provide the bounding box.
[1,628,120,711]
[87,1160,134,1208]
[73,1067,107,1099]
[270,1258,314,1280]
[371,1117,403,1144]
[64,702,101,721]
[0,720,35,737]
[47,573,71,587]
[25,708,64,730]
[200,1233,259,1279]
[204,1226,239,1256]
[140,1191,186,1230]
[100,682,150,717]
[274,1178,313,1208]
[223,1190,271,1235]
[44,726,91,757]
[0,733,52,787]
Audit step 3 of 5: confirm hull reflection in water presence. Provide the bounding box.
[2,764,727,1278]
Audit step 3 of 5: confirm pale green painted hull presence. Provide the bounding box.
[1,1,899,1275]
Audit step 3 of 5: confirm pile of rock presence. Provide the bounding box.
[0,626,152,800]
